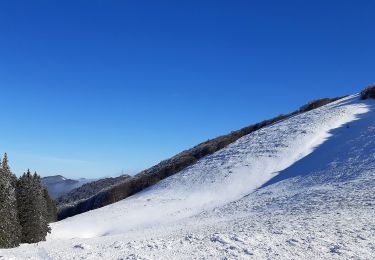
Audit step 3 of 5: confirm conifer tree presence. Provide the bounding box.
[43,188,57,223]
[0,154,21,248]
[16,170,50,243]
[0,154,55,248]
[2,153,17,187]
[2,153,9,171]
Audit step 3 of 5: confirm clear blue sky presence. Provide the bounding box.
[0,1,374,178]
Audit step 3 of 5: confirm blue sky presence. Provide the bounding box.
[0,1,374,178]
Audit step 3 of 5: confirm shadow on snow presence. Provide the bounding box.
[260,97,375,189]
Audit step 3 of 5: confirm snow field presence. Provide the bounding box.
[1,94,374,259]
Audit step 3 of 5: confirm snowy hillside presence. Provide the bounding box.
[42,175,93,199]
[1,94,374,259]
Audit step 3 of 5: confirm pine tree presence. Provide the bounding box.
[2,153,9,170]
[0,154,56,248]
[0,154,21,248]
[43,188,57,223]
[16,170,50,243]
[33,172,51,238]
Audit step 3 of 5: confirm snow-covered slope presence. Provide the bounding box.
[2,95,374,259]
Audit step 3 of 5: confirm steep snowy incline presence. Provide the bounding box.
[1,94,374,259]
[48,95,368,240]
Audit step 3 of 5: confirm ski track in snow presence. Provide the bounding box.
[1,95,375,259]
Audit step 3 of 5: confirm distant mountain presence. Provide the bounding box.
[41,175,93,199]
[57,174,131,208]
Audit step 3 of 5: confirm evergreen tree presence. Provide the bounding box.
[0,154,21,248]
[43,188,57,223]
[0,153,56,248]
[2,152,9,171]
[16,170,50,243]
[1,153,11,175]
[1,153,17,186]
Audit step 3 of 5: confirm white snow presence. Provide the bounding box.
[1,94,374,259]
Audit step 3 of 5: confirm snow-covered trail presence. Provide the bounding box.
[1,94,374,260]
[48,95,368,240]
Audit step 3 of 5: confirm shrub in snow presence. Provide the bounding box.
[360,84,375,100]
[299,97,344,113]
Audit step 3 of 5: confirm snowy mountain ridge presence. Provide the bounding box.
[2,94,375,259]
